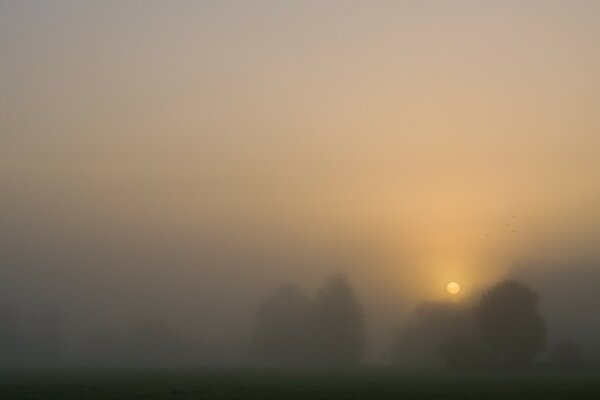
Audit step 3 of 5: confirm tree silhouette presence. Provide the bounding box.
[392,301,479,367]
[250,284,312,365]
[551,338,590,370]
[476,279,546,367]
[313,272,365,366]
[438,332,487,368]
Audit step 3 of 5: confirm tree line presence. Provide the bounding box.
[0,274,593,368]
[253,275,592,369]
[251,273,365,366]
[392,280,548,368]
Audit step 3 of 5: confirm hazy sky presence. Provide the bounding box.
[2,1,600,358]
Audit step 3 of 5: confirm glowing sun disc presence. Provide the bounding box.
[447,282,460,295]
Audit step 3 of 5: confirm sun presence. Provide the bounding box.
[447,281,460,295]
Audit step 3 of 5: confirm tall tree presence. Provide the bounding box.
[477,279,546,367]
[250,284,312,365]
[313,272,365,366]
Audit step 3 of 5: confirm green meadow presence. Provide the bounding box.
[1,368,599,400]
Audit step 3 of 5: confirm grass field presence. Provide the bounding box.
[1,368,599,399]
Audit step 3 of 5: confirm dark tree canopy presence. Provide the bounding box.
[313,272,366,366]
[551,338,590,370]
[392,301,478,367]
[477,279,546,367]
[250,284,312,365]
[250,273,365,366]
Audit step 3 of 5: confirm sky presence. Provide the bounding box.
[1,1,600,362]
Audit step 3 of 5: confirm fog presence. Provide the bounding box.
[1,1,600,367]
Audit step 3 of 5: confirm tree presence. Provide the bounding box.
[551,338,590,370]
[476,279,546,367]
[250,284,312,365]
[251,274,366,366]
[392,301,479,367]
[313,272,365,366]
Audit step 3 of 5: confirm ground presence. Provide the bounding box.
[1,368,599,399]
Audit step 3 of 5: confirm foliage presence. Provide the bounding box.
[392,301,479,367]
[313,272,366,365]
[250,284,313,365]
[551,338,591,370]
[476,280,546,367]
[251,273,365,366]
